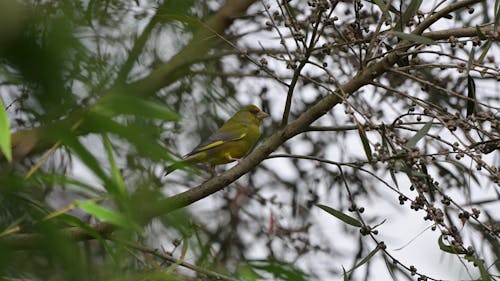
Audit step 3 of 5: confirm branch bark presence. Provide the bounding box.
[423,24,499,40]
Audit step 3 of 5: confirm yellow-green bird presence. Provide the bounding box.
[165,105,269,175]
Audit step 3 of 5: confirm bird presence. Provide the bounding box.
[165,105,269,175]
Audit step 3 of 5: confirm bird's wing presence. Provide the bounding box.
[184,131,246,157]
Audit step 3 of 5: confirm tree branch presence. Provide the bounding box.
[422,24,499,40]
[1,0,482,250]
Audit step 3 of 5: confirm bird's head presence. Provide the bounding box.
[240,105,269,121]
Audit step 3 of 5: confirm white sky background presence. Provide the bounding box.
[56,0,500,280]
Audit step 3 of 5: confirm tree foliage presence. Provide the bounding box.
[0,0,498,280]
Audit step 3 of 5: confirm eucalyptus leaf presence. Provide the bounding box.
[467,75,477,116]
[316,204,362,227]
[405,120,433,148]
[393,31,435,45]
[358,125,373,162]
[345,244,383,274]
[438,235,467,255]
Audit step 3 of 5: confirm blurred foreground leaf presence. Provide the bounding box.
[248,259,309,281]
[95,94,180,121]
[76,200,140,231]
[0,98,11,161]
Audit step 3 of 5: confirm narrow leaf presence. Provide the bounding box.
[0,98,12,162]
[466,48,475,74]
[57,214,104,239]
[84,113,173,162]
[58,132,118,195]
[102,134,126,197]
[405,120,433,148]
[76,200,139,231]
[249,259,308,281]
[57,214,117,259]
[37,173,104,197]
[95,94,180,122]
[381,125,399,188]
[345,244,382,274]
[465,256,491,281]
[369,0,400,15]
[438,235,467,254]
[477,40,492,65]
[393,31,435,45]
[371,0,386,11]
[399,0,423,29]
[466,75,477,116]
[476,25,486,40]
[316,204,362,227]
[357,125,373,162]
[389,169,399,189]
[442,159,481,186]
[157,14,202,27]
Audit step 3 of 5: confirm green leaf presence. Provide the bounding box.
[57,214,117,259]
[369,0,400,15]
[58,132,126,199]
[371,0,386,11]
[476,25,486,40]
[405,120,433,148]
[389,169,399,188]
[36,173,104,197]
[464,255,491,281]
[316,204,362,227]
[438,235,467,255]
[357,125,373,162]
[248,259,308,281]
[237,264,261,281]
[55,129,109,184]
[157,14,202,27]
[467,75,477,116]
[393,31,435,45]
[380,125,399,188]
[57,213,103,239]
[345,244,383,274]
[95,94,180,122]
[0,98,12,162]
[397,0,423,30]
[434,162,463,186]
[440,159,481,186]
[467,48,475,74]
[157,0,197,24]
[477,40,492,66]
[84,113,173,162]
[399,166,428,178]
[439,237,491,280]
[76,200,140,231]
[102,134,126,197]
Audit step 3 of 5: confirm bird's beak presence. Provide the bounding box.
[257,110,269,120]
